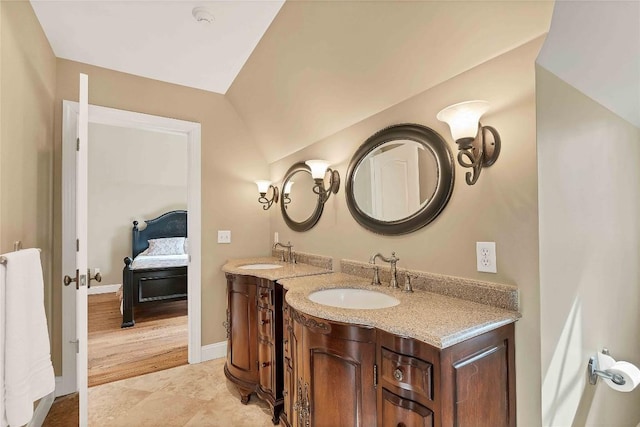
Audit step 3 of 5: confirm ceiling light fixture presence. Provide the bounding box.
[192,7,215,24]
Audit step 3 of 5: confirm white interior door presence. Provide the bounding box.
[61,74,89,425]
[76,73,89,427]
[370,143,420,221]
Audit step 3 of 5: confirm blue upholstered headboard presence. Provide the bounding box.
[131,210,187,258]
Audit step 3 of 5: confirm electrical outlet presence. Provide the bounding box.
[476,242,497,273]
[217,230,231,244]
[274,232,279,244]
[94,267,100,275]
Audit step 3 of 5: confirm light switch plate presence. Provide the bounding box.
[476,242,497,273]
[218,230,231,244]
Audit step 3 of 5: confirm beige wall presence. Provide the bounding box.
[53,59,271,374]
[538,66,640,426]
[88,123,188,287]
[228,1,553,163]
[269,38,543,426]
[0,0,56,341]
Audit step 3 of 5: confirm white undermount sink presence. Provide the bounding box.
[238,263,283,270]
[308,288,400,309]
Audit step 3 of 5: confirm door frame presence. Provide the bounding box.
[59,101,202,396]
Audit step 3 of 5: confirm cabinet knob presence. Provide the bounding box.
[393,367,404,382]
[260,292,269,298]
[261,319,270,325]
[261,362,271,368]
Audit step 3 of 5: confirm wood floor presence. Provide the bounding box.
[88,292,188,387]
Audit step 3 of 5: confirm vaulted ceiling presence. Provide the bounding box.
[31,0,554,163]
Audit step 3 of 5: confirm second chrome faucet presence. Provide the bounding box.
[369,252,399,289]
[274,241,295,264]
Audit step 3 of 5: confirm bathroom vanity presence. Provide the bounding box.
[222,258,331,424]
[223,260,520,427]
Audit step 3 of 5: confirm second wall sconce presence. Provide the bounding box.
[305,160,340,204]
[255,180,279,210]
[436,100,501,186]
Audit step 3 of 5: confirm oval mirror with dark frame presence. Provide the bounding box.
[346,123,455,235]
[280,162,324,232]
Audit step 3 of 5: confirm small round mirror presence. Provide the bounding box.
[281,163,324,232]
[346,124,454,235]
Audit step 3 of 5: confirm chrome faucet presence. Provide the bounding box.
[369,252,399,289]
[274,241,294,263]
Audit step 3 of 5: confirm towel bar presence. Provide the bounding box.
[0,247,42,265]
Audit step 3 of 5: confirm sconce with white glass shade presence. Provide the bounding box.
[304,160,340,203]
[436,100,501,185]
[255,180,279,210]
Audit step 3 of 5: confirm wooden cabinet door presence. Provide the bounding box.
[299,312,377,427]
[225,274,258,401]
[440,323,516,427]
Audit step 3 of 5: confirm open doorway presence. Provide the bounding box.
[87,122,188,386]
[60,102,202,398]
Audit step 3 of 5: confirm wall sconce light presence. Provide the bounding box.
[282,181,293,209]
[305,160,340,203]
[255,180,279,210]
[436,100,501,185]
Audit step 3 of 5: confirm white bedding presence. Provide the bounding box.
[131,254,188,270]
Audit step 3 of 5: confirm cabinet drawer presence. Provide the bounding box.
[381,347,433,401]
[258,307,273,341]
[258,338,274,394]
[380,389,433,427]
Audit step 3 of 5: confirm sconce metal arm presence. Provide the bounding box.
[456,124,501,186]
[312,169,340,204]
[258,185,279,210]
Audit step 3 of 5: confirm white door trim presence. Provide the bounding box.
[60,102,202,395]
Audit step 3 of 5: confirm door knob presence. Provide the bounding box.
[63,270,79,289]
[88,269,102,284]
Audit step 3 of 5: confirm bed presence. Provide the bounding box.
[121,210,188,328]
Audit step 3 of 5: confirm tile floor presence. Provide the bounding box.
[88,357,274,426]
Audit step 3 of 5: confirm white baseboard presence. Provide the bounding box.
[88,283,121,295]
[55,376,75,398]
[200,341,227,362]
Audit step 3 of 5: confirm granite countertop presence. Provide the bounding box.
[222,257,331,281]
[279,272,521,349]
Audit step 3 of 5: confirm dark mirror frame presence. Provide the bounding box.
[281,162,324,232]
[345,123,455,235]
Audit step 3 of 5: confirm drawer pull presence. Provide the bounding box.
[261,319,270,325]
[262,362,271,368]
[393,368,404,381]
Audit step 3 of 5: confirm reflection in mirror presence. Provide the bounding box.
[352,140,438,222]
[284,170,316,223]
[346,123,455,235]
[280,162,324,232]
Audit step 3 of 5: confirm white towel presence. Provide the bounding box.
[1,249,55,427]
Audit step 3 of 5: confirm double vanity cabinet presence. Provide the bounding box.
[223,260,520,427]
